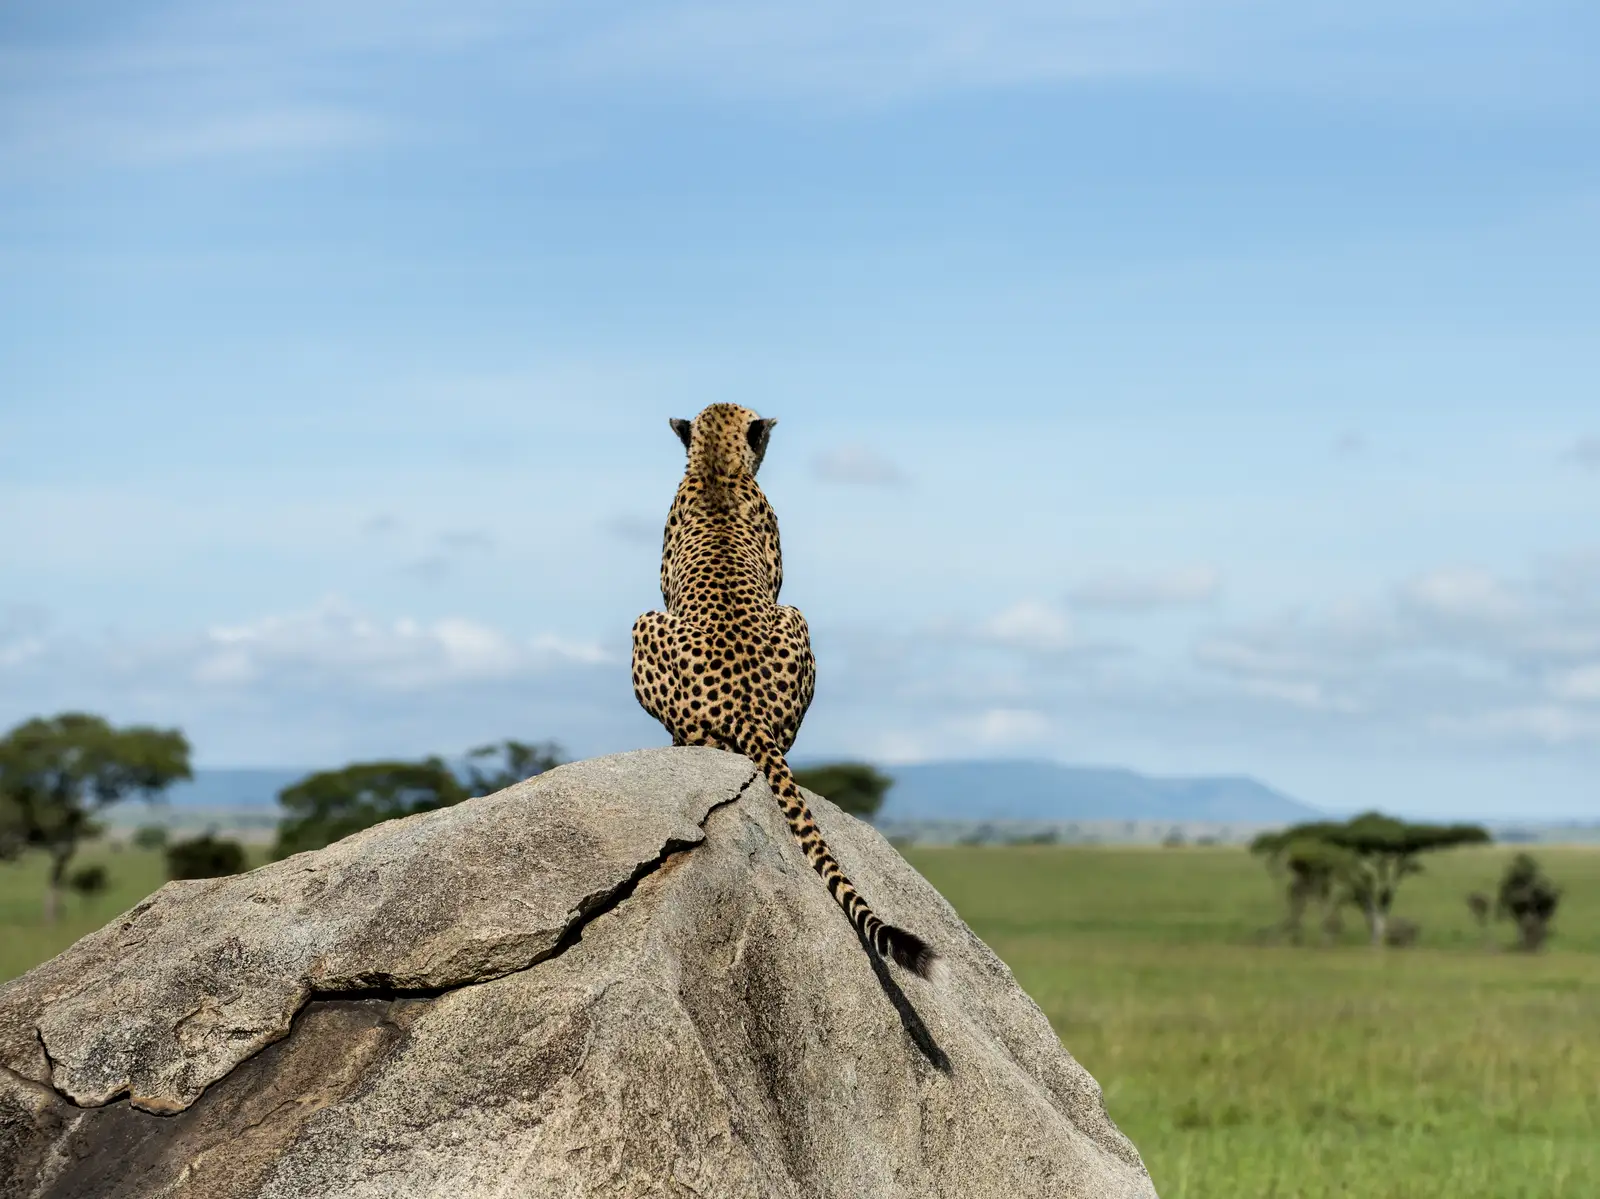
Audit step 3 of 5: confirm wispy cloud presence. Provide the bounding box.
[1069,565,1220,611]
[6,0,1584,171]
[812,444,906,486]
[197,600,609,688]
[965,706,1053,747]
[1333,431,1367,457]
[119,108,382,165]
[1192,557,1600,745]
[0,597,625,764]
[601,514,660,545]
[981,599,1076,653]
[1566,435,1600,471]
[438,528,494,552]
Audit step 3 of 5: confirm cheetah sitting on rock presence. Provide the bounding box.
[631,403,942,980]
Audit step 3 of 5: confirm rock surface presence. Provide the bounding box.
[0,748,1157,1198]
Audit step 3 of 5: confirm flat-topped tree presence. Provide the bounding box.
[1253,812,1490,946]
[0,712,191,921]
[274,759,468,858]
[273,740,565,858]
[1249,827,1360,944]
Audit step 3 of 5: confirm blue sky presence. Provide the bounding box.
[2,1,1597,818]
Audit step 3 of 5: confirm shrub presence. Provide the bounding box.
[166,833,248,880]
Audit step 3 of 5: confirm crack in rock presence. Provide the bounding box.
[11,753,761,1116]
[0,750,1160,1199]
[299,771,759,1006]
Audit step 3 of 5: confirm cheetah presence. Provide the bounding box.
[631,403,942,979]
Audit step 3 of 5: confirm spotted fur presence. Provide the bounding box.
[631,403,941,979]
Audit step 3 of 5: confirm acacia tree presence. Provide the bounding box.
[274,758,467,858]
[1249,827,1359,944]
[462,739,564,797]
[0,712,191,921]
[1253,812,1489,946]
[791,762,895,820]
[1329,813,1491,945]
[274,739,564,857]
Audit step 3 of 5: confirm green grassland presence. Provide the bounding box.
[3,841,1597,1196]
[1,844,178,983]
[905,844,1600,1199]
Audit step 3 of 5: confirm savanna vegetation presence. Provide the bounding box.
[2,711,1594,1196]
[906,843,1599,1199]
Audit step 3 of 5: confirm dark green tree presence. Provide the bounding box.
[166,833,248,880]
[273,739,564,858]
[1250,829,1359,944]
[1253,812,1489,946]
[67,864,108,898]
[0,712,191,921]
[132,824,170,851]
[1466,891,1493,946]
[790,762,894,820]
[462,739,564,797]
[1495,853,1561,951]
[274,758,466,858]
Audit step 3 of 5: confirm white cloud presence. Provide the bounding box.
[1237,677,1358,714]
[1550,664,1600,703]
[863,729,941,766]
[981,599,1075,652]
[967,706,1053,746]
[1431,706,1600,747]
[1398,567,1519,626]
[196,600,610,690]
[0,637,45,669]
[529,633,611,665]
[812,444,906,486]
[0,607,49,670]
[0,598,629,765]
[1192,557,1600,744]
[1069,565,1220,611]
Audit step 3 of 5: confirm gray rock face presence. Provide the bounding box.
[0,748,1156,1198]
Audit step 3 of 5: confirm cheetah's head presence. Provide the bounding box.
[670,404,778,476]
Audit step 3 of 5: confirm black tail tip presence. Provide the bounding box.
[884,926,948,983]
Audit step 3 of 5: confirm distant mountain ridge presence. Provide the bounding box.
[872,760,1321,824]
[170,759,1321,825]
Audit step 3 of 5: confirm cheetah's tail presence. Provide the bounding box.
[743,732,945,982]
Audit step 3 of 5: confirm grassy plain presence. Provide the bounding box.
[905,843,1600,1199]
[2,841,1596,1196]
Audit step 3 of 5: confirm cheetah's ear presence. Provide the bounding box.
[746,417,777,470]
[670,418,694,451]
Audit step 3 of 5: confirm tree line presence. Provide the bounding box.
[14,711,1555,951]
[1251,812,1563,951]
[0,711,894,922]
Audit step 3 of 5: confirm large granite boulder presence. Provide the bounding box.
[0,748,1156,1198]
